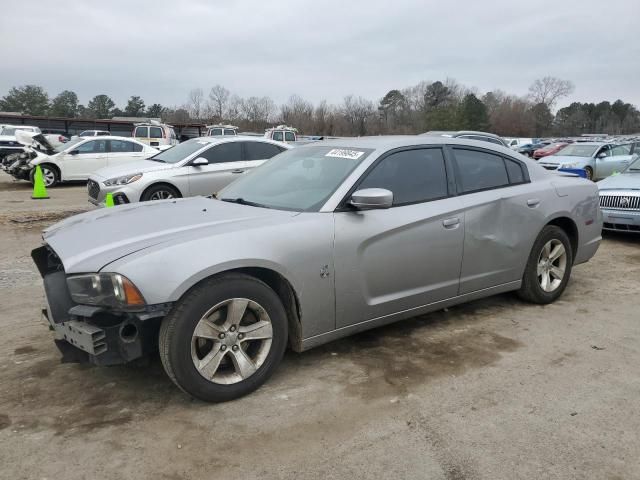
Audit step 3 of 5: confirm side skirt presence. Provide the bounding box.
[300,280,521,351]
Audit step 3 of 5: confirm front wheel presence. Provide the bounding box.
[141,184,180,201]
[517,225,573,304]
[30,164,59,187]
[159,273,288,402]
[584,166,594,181]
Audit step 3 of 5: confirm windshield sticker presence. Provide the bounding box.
[325,149,365,160]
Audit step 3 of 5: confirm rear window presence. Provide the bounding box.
[224,129,237,136]
[505,158,525,184]
[134,126,148,138]
[453,148,509,193]
[150,127,163,139]
[245,141,284,161]
[285,132,295,142]
[272,131,284,141]
[210,128,223,136]
[110,140,143,153]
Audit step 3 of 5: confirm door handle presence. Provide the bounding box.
[231,169,245,174]
[442,217,460,228]
[527,198,540,208]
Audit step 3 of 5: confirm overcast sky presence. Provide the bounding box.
[2,0,639,110]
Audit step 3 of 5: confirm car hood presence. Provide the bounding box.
[540,155,590,165]
[42,196,296,273]
[92,159,177,180]
[597,172,640,190]
[15,130,56,154]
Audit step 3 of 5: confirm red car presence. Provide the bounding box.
[533,142,569,160]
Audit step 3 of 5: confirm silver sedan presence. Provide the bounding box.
[87,136,292,205]
[34,136,602,402]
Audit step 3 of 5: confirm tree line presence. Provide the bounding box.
[1,77,639,137]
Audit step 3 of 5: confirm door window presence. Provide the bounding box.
[452,148,510,193]
[611,144,631,156]
[200,142,243,163]
[598,145,612,157]
[358,148,448,206]
[505,158,525,184]
[244,141,284,161]
[75,140,107,154]
[134,126,148,138]
[109,139,143,153]
[150,127,163,139]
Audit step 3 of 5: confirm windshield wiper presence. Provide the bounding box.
[220,197,270,208]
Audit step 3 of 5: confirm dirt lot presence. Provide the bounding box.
[0,174,639,480]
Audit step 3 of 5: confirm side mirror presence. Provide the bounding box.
[68,149,79,155]
[349,188,393,210]
[191,157,209,166]
[597,152,607,159]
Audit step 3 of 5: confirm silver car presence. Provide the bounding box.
[34,136,602,402]
[87,136,291,204]
[538,142,639,180]
[598,155,640,233]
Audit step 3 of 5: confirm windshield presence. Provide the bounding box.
[553,144,598,157]
[148,139,209,163]
[218,146,373,211]
[2,127,34,136]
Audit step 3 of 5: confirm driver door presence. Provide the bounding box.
[333,147,464,328]
[62,139,109,180]
[187,141,247,196]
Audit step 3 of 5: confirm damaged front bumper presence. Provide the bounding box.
[33,245,172,366]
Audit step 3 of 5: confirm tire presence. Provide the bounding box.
[159,273,288,402]
[30,164,59,187]
[517,225,573,304]
[141,183,180,201]
[584,166,594,181]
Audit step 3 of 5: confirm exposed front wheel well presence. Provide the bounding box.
[178,267,303,352]
[140,182,182,201]
[546,217,578,260]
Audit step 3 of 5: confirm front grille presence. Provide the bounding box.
[87,180,100,200]
[603,222,640,232]
[542,165,558,170]
[599,194,640,210]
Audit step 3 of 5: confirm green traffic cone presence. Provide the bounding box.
[31,165,50,200]
[105,192,115,208]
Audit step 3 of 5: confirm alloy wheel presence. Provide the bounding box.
[42,168,56,187]
[537,239,567,292]
[191,298,273,385]
[149,190,175,200]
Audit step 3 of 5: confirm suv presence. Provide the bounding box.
[133,122,178,148]
[79,130,111,137]
[265,125,297,143]
[421,130,509,147]
[206,124,238,136]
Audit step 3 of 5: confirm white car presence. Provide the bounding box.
[6,132,158,187]
[78,130,111,137]
[87,136,291,205]
[0,125,42,160]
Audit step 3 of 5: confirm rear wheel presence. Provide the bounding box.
[517,225,573,304]
[159,274,288,402]
[584,166,594,181]
[141,184,180,201]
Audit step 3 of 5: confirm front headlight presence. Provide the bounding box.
[104,173,142,186]
[67,273,146,309]
[561,162,579,169]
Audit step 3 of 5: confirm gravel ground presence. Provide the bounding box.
[0,174,639,480]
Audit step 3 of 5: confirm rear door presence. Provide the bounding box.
[608,144,634,177]
[133,126,149,145]
[450,147,544,294]
[334,147,465,328]
[187,141,245,196]
[106,139,146,167]
[148,126,164,148]
[62,139,109,180]
[243,141,286,171]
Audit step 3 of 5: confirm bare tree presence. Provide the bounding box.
[342,95,375,136]
[187,88,204,120]
[207,85,230,121]
[528,77,574,110]
[280,94,314,133]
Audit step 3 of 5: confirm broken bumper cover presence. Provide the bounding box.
[33,245,172,365]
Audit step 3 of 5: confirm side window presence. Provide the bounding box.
[272,131,284,141]
[598,145,612,157]
[453,148,509,193]
[132,142,143,152]
[109,140,142,153]
[285,131,296,142]
[150,127,163,139]
[245,142,284,161]
[505,158,525,184]
[611,144,631,156]
[358,148,448,206]
[75,140,107,154]
[487,137,504,145]
[200,142,243,163]
[134,126,148,138]
[224,129,236,136]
